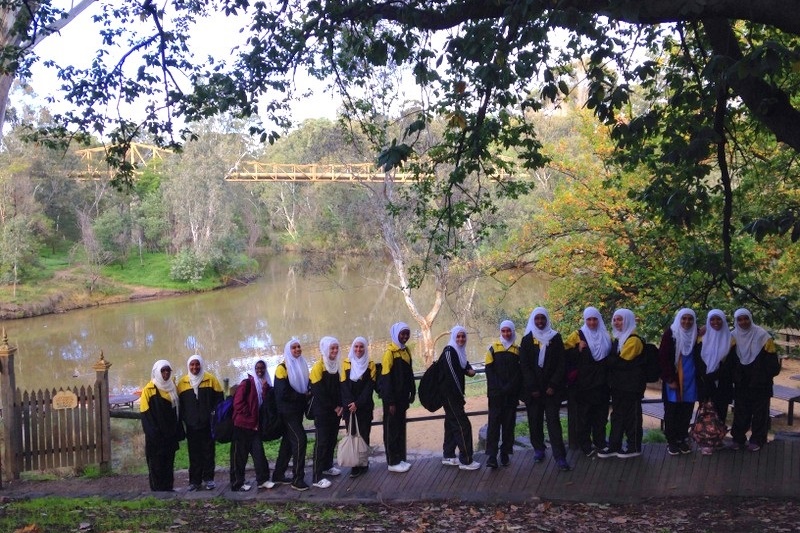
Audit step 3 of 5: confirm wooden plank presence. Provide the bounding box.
[65,389,75,468]
[86,385,97,465]
[42,389,53,470]
[20,390,31,472]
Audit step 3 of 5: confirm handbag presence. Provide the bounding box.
[337,412,370,467]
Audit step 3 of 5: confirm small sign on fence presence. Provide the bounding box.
[52,390,78,410]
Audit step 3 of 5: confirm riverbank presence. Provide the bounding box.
[0,256,244,320]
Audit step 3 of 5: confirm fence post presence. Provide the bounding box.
[0,330,21,483]
[93,351,112,472]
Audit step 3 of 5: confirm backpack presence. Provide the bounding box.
[418,359,443,412]
[211,395,234,443]
[632,334,661,383]
[690,401,726,448]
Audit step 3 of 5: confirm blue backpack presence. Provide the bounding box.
[211,396,235,443]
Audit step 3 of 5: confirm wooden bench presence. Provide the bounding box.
[772,384,800,425]
[642,399,784,430]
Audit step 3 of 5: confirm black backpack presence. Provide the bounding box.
[635,336,661,383]
[259,388,284,441]
[418,359,443,412]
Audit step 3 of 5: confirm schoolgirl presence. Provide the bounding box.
[563,307,611,457]
[519,307,570,471]
[309,336,344,488]
[141,359,184,491]
[340,336,377,478]
[272,339,311,491]
[484,320,521,468]
[379,322,416,473]
[439,325,480,470]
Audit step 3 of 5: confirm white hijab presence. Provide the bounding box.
[446,325,468,368]
[390,322,410,349]
[670,308,698,364]
[151,359,178,414]
[732,308,771,366]
[252,359,270,406]
[347,336,370,381]
[700,309,731,373]
[612,308,636,353]
[525,307,558,367]
[499,319,516,350]
[187,354,204,399]
[580,307,611,362]
[284,338,309,394]
[320,336,341,375]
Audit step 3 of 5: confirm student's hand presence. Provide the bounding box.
[467,368,477,377]
[335,406,344,417]
[348,402,357,413]
[579,341,587,351]
[667,380,678,390]
[389,404,396,416]
[531,391,541,399]
[546,387,555,396]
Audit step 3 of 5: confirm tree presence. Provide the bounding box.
[7,1,800,320]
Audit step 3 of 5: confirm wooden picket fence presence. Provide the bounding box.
[0,334,113,482]
[14,385,108,473]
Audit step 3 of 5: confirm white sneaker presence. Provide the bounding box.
[236,483,251,492]
[313,478,332,489]
[400,460,412,469]
[258,481,275,489]
[322,467,341,476]
[441,457,460,466]
[459,461,481,471]
[387,463,410,473]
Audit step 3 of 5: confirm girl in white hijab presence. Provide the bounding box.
[580,307,611,362]
[660,308,699,455]
[565,307,611,458]
[484,320,522,468]
[701,309,732,374]
[284,338,309,395]
[310,336,344,488]
[341,336,376,478]
[525,307,558,368]
[187,354,205,399]
[499,319,516,350]
[729,308,780,452]
[697,309,734,429]
[320,336,341,375]
[272,339,311,491]
[519,307,570,471]
[611,308,637,355]
[151,359,179,414]
[141,359,182,491]
[380,321,414,472]
[599,308,644,459]
[440,325,479,470]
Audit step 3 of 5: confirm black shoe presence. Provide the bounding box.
[272,476,292,485]
[500,452,510,466]
[679,441,692,454]
[349,467,363,479]
[187,484,199,492]
[556,458,571,472]
[533,450,545,463]
[667,444,680,456]
[596,447,618,458]
[291,479,309,492]
[582,447,596,458]
[486,456,498,469]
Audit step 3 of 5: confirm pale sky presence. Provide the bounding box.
[16,1,340,134]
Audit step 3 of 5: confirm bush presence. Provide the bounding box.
[169,249,207,284]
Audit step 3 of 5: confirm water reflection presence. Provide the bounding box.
[3,254,547,394]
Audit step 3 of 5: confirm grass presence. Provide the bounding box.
[100,252,222,290]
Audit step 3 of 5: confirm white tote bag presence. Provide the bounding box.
[337,413,370,467]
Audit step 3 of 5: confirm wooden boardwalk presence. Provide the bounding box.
[3,439,798,502]
[221,439,800,504]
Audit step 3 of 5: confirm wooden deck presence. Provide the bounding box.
[217,439,800,504]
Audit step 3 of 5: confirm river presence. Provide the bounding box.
[1,255,548,394]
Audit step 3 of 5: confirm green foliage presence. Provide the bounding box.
[102,252,220,290]
[169,249,209,285]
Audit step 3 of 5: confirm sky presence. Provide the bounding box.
[15,1,341,134]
